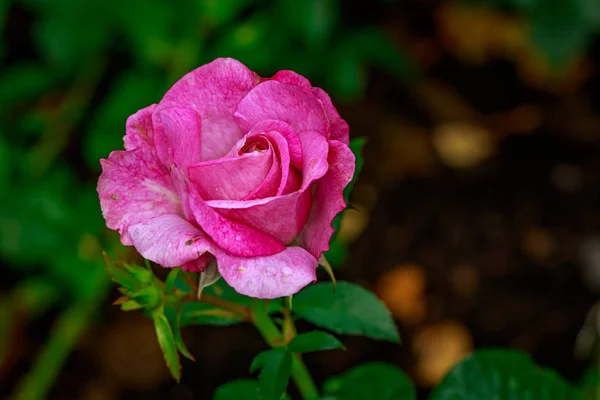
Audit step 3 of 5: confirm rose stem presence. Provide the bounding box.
[250,300,319,400]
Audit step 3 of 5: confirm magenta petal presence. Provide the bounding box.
[312,88,350,145]
[234,80,331,138]
[159,58,259,160]
[297,130,330,189]
[206,189,312,245]
[270,70,312,91]
[299,140,356,258]
[128,214,212,267]
[153,107,202,171]
[215,246,318,299]
[181,253,213,272]
[123,105,157,151]
[203,130,328,244]
[188,186,286,257]
[246,119,303,170]
[188,150,273,201]
[98,148,179,246]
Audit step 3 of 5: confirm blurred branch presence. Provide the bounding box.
[28,61,105,178]
[9,271,109,400]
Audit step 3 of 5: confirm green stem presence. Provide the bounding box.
[250,301,319,400]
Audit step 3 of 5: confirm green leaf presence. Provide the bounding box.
[344,137,366,202]
[214,380,292,400]
[173,301,243,326]
[214,379,262,400]
[293,282,399,342]
[120,299,143,311]
[152,308,181,382]
[129,286,161,308]
[323,362,416,400]
[250,349,293,400]
[288,331,345,353]
[164,268,180,294]
[174,304,195,361]
[430,349,583,400]
[578,368,600,398]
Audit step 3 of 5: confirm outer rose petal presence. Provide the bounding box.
[312,88,350,144]
[299,140,355,258]
[269,70,312,90]
[234,80,331,138]
[159,58,259,161]
[269,72,349,144]
[98,148,179,246]
[152,107,203,172]
[215,246,318,299]
[128,214,212,267]
[123,105,157,151]
[188,185,286,257]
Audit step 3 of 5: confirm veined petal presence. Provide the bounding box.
[159,58,260,160]
[152,107,203,172]
[234,80,331,139]
[215,246,318,299]
[188,185,285,257]
[98,148,179,246]
[128,214,212,267]
[299,140,355,258]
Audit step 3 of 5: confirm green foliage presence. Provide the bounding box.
[293,282,400,342]
[288,331,345,353]
[430,349,584,400]
[152,307,182,383]
[214,379,291,400]
[323,362,416,400]
[250,349,293,400]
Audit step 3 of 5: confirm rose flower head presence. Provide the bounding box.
[97,58,355,299]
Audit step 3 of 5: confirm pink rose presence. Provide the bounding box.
[97,58,355,299]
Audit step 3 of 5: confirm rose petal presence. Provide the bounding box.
[98,148,180,246]
[128,214,212,267]
[299,140,355,258]
[152,107,203,172]
[215,246,318,299]
[244,119,303,170]
[270,70,312,91]
[268,72,349,144]
[312,88,350,144]
[188,185,286,257]
[207,190,312,245]
[123,105,157,151]
[188,150,273,201]
[204,130,329,244]
[234,80,331,138]
[159,58,259,160]
[181,253,213,272]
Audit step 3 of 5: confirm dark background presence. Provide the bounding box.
[2,0,600,398]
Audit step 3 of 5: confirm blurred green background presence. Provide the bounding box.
[2,0,600,398]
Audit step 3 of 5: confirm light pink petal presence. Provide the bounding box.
[312,88,350,145]
[98,149,180,246]
[203,130,329,244]
[123,105,157,151]
[152,107,202,171]
[299,140,355,258]
[188,150,273,201]
[188,186,285,257]
[128,214,212,267]
[234,80,331,138]
[270,70,312,91]
[159,58,260,160]
[215,246,318,299]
